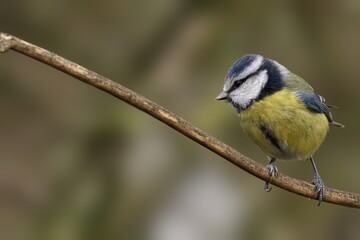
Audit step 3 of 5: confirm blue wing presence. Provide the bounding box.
[296,91,327,113]
[296,91,344,127]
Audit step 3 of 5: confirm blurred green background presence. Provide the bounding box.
[0,1,360,240]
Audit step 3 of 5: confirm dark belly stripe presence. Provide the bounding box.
[260,125,283,152]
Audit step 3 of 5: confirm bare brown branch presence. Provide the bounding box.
[1,32,359,208]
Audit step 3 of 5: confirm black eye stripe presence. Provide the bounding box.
[230,71,260,91]
[229,78,246,92]
[234,79,244,86]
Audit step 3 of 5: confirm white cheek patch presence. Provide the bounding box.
[230,70,268,109]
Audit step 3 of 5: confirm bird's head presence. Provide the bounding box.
[216,54,288,112]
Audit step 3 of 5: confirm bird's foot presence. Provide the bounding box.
[264,164,278,192]
[266,163,278,179]
[312,172,325,206]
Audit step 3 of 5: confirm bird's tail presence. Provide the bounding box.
[327,104,345,128]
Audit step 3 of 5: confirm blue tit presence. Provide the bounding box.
[216,54,344,204]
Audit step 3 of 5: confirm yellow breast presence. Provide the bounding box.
[239,90,329,160]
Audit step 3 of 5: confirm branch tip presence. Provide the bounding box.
[0,33,12,53]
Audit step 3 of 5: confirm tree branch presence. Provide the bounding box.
[1,32,359,208]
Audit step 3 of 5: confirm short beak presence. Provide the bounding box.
[215,91,228,100]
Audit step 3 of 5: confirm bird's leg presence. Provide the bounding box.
[266,156,278,179]
[310,156,325,206]
[264,157,278,192]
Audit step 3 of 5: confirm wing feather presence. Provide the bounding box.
[296,91,344,128]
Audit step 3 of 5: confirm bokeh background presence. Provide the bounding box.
[0,1,360,239]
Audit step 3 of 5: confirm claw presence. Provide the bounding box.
[266,164,278,179]
[312,172,325,206]
[264,181,272,192]
[264,157,278,193]
[310,156,325,206]
[264,163,278,193]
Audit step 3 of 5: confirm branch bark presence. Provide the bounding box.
[1,32,359,208]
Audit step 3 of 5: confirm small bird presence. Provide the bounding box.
[216,54,344,204]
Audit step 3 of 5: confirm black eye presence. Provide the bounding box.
[234,79,244,88]
[229,79,246,92]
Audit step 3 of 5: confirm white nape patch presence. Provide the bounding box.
[229,70,268,109]
[272,60,290,77]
